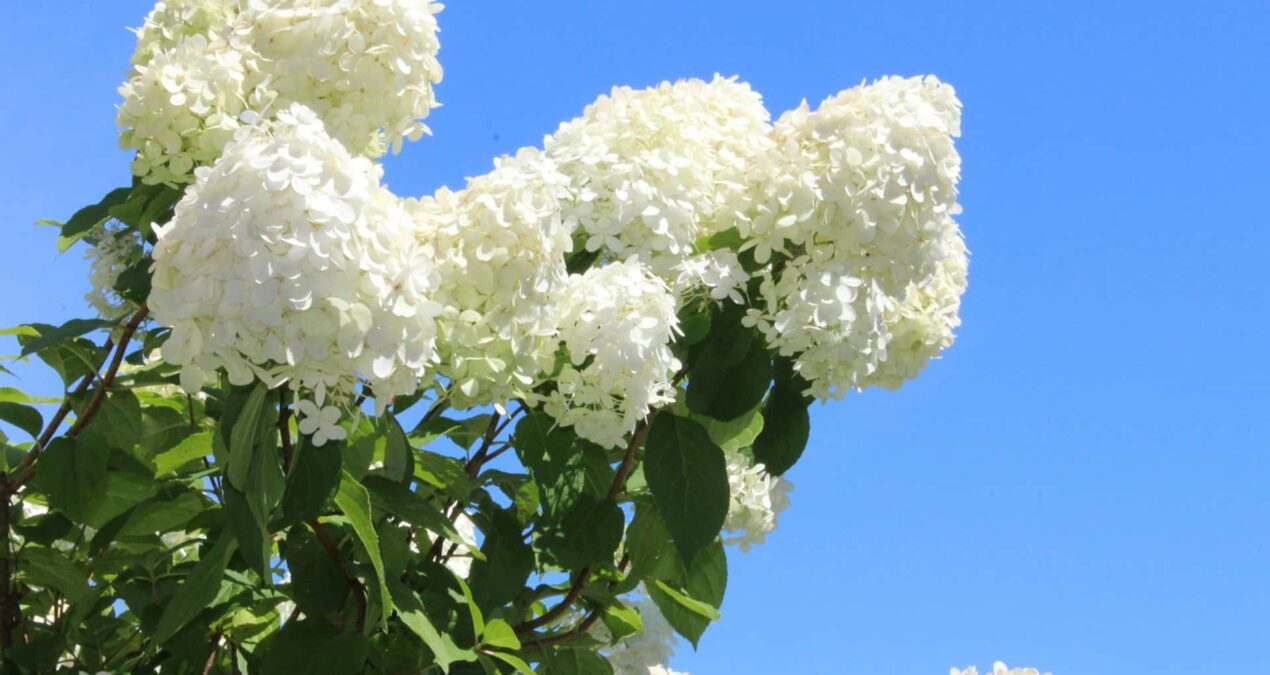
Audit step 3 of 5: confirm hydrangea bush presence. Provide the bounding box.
[0,3,999,674]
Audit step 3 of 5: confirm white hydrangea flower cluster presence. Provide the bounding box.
[407,148,574,409]
[543,260,682,449]
[741,75,968,399]
[246,0,444,156]
[118,0,443,184]
[592,591,687,675]
[150,103,441,442]
[671,249,748,305]
[117,30,255,185]
[84,222,144,319]
[951,662,1051,675]
[722,449,792,552]
[544,76,773,274]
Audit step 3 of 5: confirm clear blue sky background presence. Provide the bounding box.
[2,2,1268,673]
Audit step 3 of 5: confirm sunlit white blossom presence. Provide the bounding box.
[543,260,681,448]
[671,249,748,305]
[407,148,573,409]
[119,0,443,184]
[545,75,772,274]
[742,75,968,399]
[723,449,792,551]
[150,103,441,441]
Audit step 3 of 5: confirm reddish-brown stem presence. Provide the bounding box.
[307,518,367,632]
[201,629,222,675]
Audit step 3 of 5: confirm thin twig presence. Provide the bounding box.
[201,629,222,675]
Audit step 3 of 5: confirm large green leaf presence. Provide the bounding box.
[153,431,212,476]
[35,436,108,521]
[540,649,614,675]
[225,383,270,491]
[646,540,727,648]
[389,581,476,672]
[643,414,729,567]
[380,416,413,484]
[152,530,238,644]
[512,412,588,524]
[58,187,131,239]
[751,357,813,476]
[467,509,533,613]
[539,494,624,570]
[18,318,115,357]
[685,304,772,422]
[334,471,391,627]
[281,437,342,523]
[284,528,350,617]
[0,401,42,439]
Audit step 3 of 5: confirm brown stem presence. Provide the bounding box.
[521,554,631,651]
[513,415,655,635]
[307,518,367,632]
[201,629,222,675]
[101,627,141,670]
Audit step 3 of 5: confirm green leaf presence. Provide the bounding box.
[0,388,58,405]
[281,437,342,523]
[18,318,115,357]
[480,618,520,650]
[643,414,729,567]
[35,437,108,521]
[646,540,727,648]
[120,491,207,537]
[152,530,239,644]
[334,471,391,627]
[285,528,350,616]
[225,486,271,580]
[623,502,673,588]
[485,650,535,675]
[226,383,270,491]
[601,603,643,641]
[138,405,190,456]
[306,631,371,675]
[752,357,813,476]
[389,580,476,672]
[540,494,624,570]
[381,415,412,483]
[0,401,42,439]
[512,412,588,524]
[686,326,771,422]
[59,187,131,239]
[76,390,144,453]
[363,475,481,559]
[153,431,212,476]
[467,509,533,613]
[540,649,614,675]
[20,546,92,604]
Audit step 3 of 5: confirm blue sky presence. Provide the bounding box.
[2,1,1268,673]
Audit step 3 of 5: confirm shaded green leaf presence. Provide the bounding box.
[153,530,238,644]
[643,414,729,567]
[334,471,391,627]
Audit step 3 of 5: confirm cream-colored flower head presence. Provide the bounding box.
[742,75,968,399]
[150,103,441,441]
[544,259,682,449]
[119,0,443,184]
[408,147,573,410]
[545,75,773,275]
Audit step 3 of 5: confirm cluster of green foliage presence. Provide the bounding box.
[0,182,813,674]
